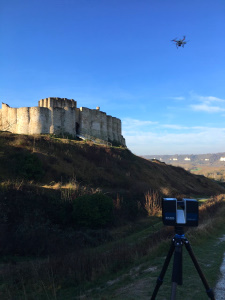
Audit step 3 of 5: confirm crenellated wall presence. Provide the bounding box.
[38,97,77,109]
[0,97,126,146]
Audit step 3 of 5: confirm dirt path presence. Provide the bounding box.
[214,252,225,299]
[214,235,225,300]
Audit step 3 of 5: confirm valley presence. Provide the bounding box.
[144,153,225,183]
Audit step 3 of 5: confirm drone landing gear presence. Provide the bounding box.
[151,227,215,300]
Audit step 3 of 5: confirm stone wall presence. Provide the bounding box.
[0,97,126,146]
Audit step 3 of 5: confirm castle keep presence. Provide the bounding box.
[0,97,126,146]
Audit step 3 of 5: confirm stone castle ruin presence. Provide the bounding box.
[0,97,126,146]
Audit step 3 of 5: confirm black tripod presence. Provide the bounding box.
[151,226,215,300]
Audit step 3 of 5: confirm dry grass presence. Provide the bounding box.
[42,177,102,202]
[144,189,161,216]
[0,179,25,191]
[198,194,225,222]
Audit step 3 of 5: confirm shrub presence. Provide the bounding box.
[72,193,114,228]
[8,151,44,180]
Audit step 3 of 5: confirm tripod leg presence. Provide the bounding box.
[170,239,183,300]
[184,239,215,300]
[151,240,175,300]
[172,239,183,285]
[171,282,177,300]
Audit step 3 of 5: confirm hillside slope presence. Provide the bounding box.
[0,132,224,197]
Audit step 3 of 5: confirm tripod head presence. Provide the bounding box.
[174,225,184,236]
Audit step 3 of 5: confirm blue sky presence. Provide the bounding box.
[1,0,225,155]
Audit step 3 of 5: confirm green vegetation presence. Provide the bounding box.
[72,193,114,228]
[190,167,202,172]
[0,132,225,299]
[0,186,117,255]
[93,218,225,300]
[0,195,225,299]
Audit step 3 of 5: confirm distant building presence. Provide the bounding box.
[205,159,209,161]
[172,158,178,161]
[184,157,191,161]
[220,157,225,161]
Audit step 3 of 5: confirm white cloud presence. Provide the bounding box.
[198,95,225,103]
[190,92,225,103]
[126,130,225,155]
[123,118,225,155]
[168,96,185,101]
[162,124,189,130]
[190,104,225,113]
[122,117,158,128]
[189,92,225,113]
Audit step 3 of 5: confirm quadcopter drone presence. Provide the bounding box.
[171,36,187,48]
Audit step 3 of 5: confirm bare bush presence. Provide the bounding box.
[144,189,161,216]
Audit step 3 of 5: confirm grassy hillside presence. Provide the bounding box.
[0,132,225,255]
[1,132,225,299]
[0,132,224,197]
